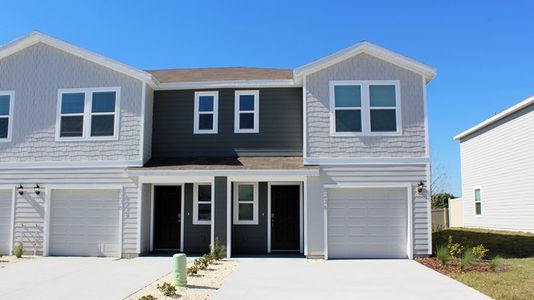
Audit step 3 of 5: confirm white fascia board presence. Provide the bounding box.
[157,79,298,90]
[294,41,436,83]
[128,168,320,178]
[304,157,430,165]
[0,31,159,88]
[454,95,534,141]
[0,160,143,169]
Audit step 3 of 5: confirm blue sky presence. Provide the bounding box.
[1,0,533,195]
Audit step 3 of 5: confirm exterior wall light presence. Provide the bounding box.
[34,184,41,195]
[417,181,425,193]
[17,184,24,195]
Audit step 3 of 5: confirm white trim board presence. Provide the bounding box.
[294,41,436,83]
[304,157,429,165]
[131,169,320,178]
[0,160,142,169]
[0,90,15,143]
[0,32,158,88]
[322,184,413,260]
[158,79,297,90]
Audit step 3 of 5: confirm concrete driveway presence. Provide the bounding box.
[215,258,490,300]
[0,257,172,300]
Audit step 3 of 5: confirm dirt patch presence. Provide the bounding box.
[0,255,39,269]
[126,259,237,300]
[416,257,506,275]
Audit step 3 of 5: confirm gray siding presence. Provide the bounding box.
[214,177,227,251]
[183,183,210,253]
[459,104,534,232]
[0,43,144,163]
[0,168,139,256]
[306,164,430,257]
[305,53,426,158]
[232,182,268,254]
[152,88,303,157]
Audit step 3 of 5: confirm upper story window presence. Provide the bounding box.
[329,80,401,136]
[234,90,259,133]
[0,91,14,142]
[194,91,218,134]
[56,87,120,141]
[474,188,482,215]
[193,183,212,225]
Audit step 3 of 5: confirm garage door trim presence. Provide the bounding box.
[323,183,413,260]
[44,184,124,257]
[0,185,16,255]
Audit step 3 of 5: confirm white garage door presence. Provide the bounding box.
[327,188,408,259]
[49,189,120,257]
[0,190,12,255]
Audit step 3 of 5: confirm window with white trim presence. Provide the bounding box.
[194,91,218,134]
[193,183,212,225]
[0,91,14,142]
[330,81,400,135]
[233,182,258,225]
[57,88,119,140]
[474,188,482,215]
[234,90,259,133]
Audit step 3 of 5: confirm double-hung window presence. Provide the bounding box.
[0,91,14,142]
[57,87,119,140]
[330,81,400,135]
[233,183,258,225]
[193,184,212,225]
[234,90,259,133]
[194,91,218,134]
[474,188,482,215]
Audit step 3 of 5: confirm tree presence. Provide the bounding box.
[431,192,456,208]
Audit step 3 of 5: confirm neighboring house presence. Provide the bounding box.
[454,96,534,233]
[0,31,435,259]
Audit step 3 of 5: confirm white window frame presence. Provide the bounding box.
[193,183,212,225]
[55,87,120,141]
[0,91,15,143]
[234,90,259,133]
[329,80,401,136]
[194,91,219,134]
[233,182,259,225]
[474,187,482,216]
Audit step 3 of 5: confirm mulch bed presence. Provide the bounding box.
[416,257,502,275]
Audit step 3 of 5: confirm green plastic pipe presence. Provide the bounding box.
[173,253,187,287]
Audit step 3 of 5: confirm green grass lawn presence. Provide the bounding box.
[433,229,534,300]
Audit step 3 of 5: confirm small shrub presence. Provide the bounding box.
[202,254,213,264]
[436,245,451,266]
[472,244,489,260]
[157,282,177,297]
[447,236,464,258]
[12,242,23,258]
[490,256,503,271]
[460,250,477,270]
[187,265,199,275]
[139,295,157,300]
[210,237,225,260]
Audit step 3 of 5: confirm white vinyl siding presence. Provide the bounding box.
[459,104,534,232]
[0,190,12,255]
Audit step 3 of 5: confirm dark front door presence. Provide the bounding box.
[154,186,181,250]
[271,185,300,251]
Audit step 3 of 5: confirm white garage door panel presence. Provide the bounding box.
[49,189,120,257]
[0,190,12,255]
[328,188,408,259]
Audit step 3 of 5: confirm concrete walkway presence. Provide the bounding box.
[215,258,491,300]
[0,257,172,300]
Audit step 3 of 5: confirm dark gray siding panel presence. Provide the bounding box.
[214,177,227,251]
[152,88,303,157]
[183,183,210,253]
[232,182,268,254]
